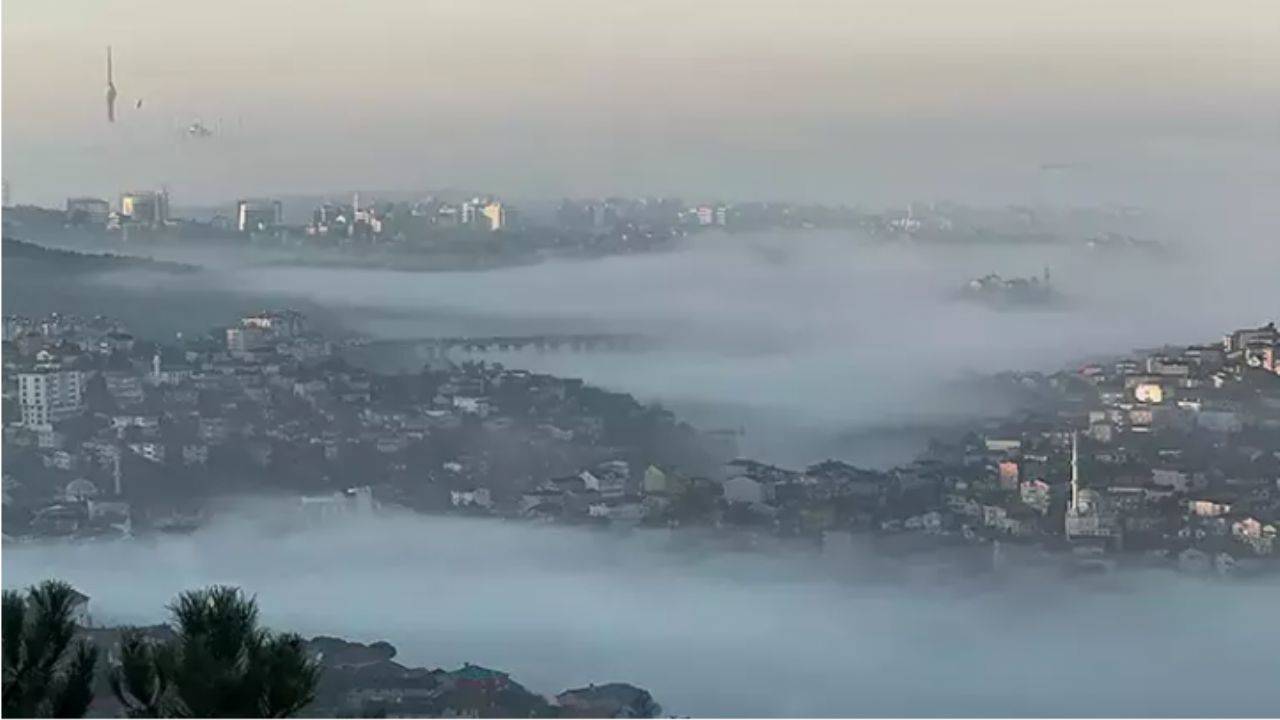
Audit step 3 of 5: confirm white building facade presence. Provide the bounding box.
[17,368,85,430]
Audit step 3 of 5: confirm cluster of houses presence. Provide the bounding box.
[305,635,663,718]
[1,310,724,540]
[5,309,1278,579]
[439,321,1280,578]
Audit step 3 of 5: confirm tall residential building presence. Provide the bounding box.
[67,197,111,226]
[461,198,484,227]
[17,367,86,430]
[481,201,507,231]
[236,198,283,233]
[119,190,170,226]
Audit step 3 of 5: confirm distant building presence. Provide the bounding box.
[236,198,283,233]
[299,486,375,522]
[17,367,85,430]
[241,310,306,338]
[556,683,661,718]
[1064,433,1120,543]
[444,663,510,693]
[997,460,1019,490]
[1020,479,1052,514]
[723,475,772,504]
[1133,382,1164,404]
[435,204,460,227]
[480,201,507,231]
[226,326,268,355]
[66,197,111,227]
[119,190,169,226]
[103,371,145,407]
[461,198,484,227]
[309,202,350,236]
[459,197,512,231]
[1224,322,1278,353]
[642,465,672,494]
[450,488,493,509]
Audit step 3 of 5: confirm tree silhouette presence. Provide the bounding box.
[2,580,100,718]
[110,585,320,718]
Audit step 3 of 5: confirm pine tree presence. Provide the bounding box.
[110,586,320,718]
[2,580,100,718]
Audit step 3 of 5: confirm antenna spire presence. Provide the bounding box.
[105,45,118,123]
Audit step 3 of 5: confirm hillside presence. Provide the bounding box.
[1,237,198,274]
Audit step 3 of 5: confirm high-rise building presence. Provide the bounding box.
[119,190,170,226]
[481,202,507,231]
[67,197,111,227]
[461,198,484,227]
[17,367,86,430]
[236,198,283,233]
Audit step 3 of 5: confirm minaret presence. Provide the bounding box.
[1070,431,1079,510]
[112,451,123,496]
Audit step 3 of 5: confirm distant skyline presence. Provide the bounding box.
[3,0,1278,211]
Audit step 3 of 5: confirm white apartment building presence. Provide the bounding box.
[17,368,85,430]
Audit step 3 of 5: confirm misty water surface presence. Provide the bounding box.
[5,510,1279,717]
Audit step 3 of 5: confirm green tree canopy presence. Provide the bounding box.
[110,585,320,718]
[2,579,99,718]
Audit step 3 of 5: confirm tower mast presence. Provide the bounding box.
[106,46,118,123]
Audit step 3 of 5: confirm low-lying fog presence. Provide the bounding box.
[100,228,1279,466]
[5,509,1279,717]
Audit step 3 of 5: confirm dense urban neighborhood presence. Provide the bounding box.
[3,193,1164,273]
[5,302,1280,579]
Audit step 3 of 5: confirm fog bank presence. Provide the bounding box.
[132,229,1278,466]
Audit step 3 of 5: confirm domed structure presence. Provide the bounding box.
[1064,433,1119,542]
[64,478,100,502]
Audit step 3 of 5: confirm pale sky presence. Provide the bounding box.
[3,0,1278,208]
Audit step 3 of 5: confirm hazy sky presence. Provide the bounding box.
[3,0,1278,206]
